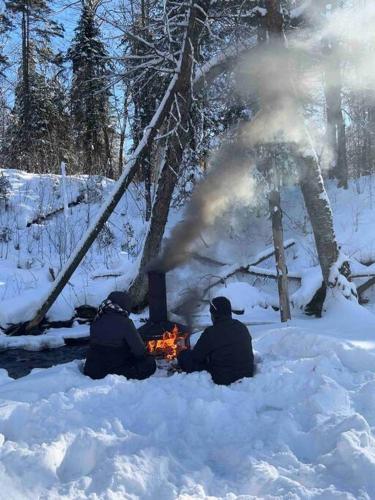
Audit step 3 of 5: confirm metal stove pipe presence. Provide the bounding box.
[148,271,168,323]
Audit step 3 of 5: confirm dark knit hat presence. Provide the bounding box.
[107,291,132,313]
[209,296,232,318]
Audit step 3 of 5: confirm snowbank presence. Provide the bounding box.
[0,324,89,351]
[214,281,274,311]
[0,323,375,498]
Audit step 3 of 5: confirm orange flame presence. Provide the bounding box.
[147,324,186,360]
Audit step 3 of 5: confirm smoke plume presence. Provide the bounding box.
[152,140,257,272]
[152,1,375,273]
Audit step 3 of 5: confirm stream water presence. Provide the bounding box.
[0,345,89,379]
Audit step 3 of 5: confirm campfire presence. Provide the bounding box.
[138,271,190,359]
[146,324,187,360]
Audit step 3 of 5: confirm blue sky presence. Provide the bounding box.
[1,0,124,105]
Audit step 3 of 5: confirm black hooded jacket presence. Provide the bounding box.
[84,292,155,380]
[178,301,254,385]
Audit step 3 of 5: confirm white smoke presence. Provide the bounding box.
[153,0,375,272]
[235,1,375,166]
[153,141,257,272]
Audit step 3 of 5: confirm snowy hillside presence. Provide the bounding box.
[1,169,375,332]
[0,169,155,327]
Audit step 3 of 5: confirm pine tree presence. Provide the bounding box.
[4,0,65,171]
[68,0,113,177]
[0,11,11,74]
[0,10,11,165]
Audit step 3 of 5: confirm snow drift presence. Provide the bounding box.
[0,319,375,499]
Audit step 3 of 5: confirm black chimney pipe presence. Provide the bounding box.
[138,270,189,341]
[148,271,168,323]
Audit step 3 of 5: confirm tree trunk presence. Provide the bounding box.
[263,0,353,299]
[143,159,152,221]
[117,87,129,176]
[264,0,284,39]
[128,1,211,306]
[19,0,210,334]
[21,7,30,170]
[128,140,182,306]
[299,155,338,285]
[269,190,291,321]
[324,41,348,188]
[103,126,113,178]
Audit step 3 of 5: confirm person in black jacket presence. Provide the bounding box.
[84,291,156,380]
[177,296,254,385]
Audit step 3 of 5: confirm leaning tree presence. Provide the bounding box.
[16,0,212,334]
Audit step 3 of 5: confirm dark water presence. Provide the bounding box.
[0,345,89,379]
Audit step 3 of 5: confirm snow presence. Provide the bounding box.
[1,306,375,498]
[0,169,150,327]
[0,324,89,351]
[213,281,276,313]
[2,169,375,497]
[292,266,322,309]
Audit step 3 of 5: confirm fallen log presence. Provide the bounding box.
[248,266,300,281]
[201,240,299,296]
[168,242,298,317]
[191,253,228,267]
[357,276,375,302]
[249,239,295,267]
[26,193,85,227]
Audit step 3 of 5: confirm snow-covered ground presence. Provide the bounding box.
[1,298,375,499]
[2,169,375,498]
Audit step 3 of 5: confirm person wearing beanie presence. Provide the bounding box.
[84,291,156,380]
[177,296,254,385]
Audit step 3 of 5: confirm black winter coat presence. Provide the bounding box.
[84,306,155,380]
[178,317,254,385]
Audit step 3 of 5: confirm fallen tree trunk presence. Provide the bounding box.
[357,277,375,302]
[251,239,295,266]
[201,240,299,296]
[26,193,85,227]
[201,265,300,296]
[9,1,211,336]
[170,241,297,317]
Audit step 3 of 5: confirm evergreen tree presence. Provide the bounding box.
[0,11,11,74]
[68,0,113,176]
[5,59,68,171]
[4,0,65,171]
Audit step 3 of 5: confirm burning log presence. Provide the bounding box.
[138,271,190,350]
[146,324,187,360]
